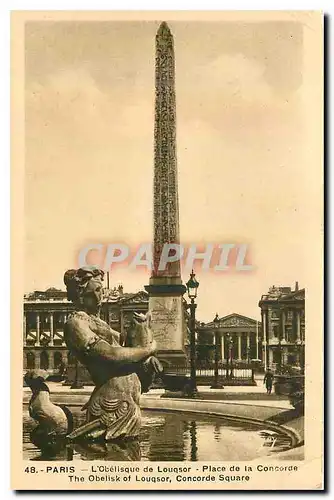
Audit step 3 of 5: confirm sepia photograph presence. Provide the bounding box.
[11,10,323,490]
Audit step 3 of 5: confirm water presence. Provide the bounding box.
[23,407,292,461]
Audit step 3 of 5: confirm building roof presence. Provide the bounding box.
[198,312,261,330]
[24,288,67,301]
[24,287,149,305]
[278,288,305,302]
[259,284,305,305]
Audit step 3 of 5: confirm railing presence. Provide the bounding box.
[164,364,255,385]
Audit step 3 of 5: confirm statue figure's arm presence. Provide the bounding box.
[66,315,155,364]
[88,338,155,363]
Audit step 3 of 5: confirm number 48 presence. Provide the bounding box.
[24,467,36,473]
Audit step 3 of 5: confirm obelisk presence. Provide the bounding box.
[145,22,187,368]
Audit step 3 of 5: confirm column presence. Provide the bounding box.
[36,313,40,346]
[63,314,68,345]
[296,350,300,366]
[256,321,259,359]
[247,332,250,360]
[296,311,301,342]
[35,350,40,368]
[281,310,286,341]
[262,311,267,371]
[120,310,124,336]
[23,312,27,346]
[49,352,54,370]
[237,333,242,360]
[50,313,54,346]
[220,334,225,362]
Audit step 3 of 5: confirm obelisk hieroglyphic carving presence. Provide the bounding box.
[153,21,180,279]
[145,22,187,367]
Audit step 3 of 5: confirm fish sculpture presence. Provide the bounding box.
[24,370,73,448]
[125,312,164,393]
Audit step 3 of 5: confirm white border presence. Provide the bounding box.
[2,2,331,498]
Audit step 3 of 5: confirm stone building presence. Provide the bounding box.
[23,286,149,374]
[258,282,305,372]
[196,313,262,365]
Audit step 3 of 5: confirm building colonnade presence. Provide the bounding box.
[24,311,69,347]
[196,314,262,366]
[211,330,259,361]
[261,300,305,370]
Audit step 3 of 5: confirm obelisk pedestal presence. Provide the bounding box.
[146,280,187,368]
[145,22,187,369]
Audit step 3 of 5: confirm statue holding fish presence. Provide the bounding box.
[63,266,163,442]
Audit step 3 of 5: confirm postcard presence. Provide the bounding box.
[11,10,323,490]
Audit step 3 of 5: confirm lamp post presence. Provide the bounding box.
[225,333,230,379]
[211,313,224,389]
[186,270,199,397]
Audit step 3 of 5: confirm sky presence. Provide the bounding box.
[24,19,311,322]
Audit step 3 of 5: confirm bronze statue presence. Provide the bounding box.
[63,266,162,442]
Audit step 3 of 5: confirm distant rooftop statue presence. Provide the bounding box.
[103,285,124,301]
[24,288,67,301]
[261,283,304,304]
[267,285,292,297]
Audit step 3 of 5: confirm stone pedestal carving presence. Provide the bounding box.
[148,294,186,367]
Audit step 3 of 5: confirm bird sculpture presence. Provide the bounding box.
[24,370,73,449]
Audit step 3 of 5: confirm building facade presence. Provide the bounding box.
[196,313,262,365]
[25,289,282,374]
[259,283,305,372]
[23,286,150,374]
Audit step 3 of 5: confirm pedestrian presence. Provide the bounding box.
[263,369,274,395]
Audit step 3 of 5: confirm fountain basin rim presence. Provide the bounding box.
[141,405,300,448]
[22,400,301,448]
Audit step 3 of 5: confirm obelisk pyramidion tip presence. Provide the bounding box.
[157,21,172,36]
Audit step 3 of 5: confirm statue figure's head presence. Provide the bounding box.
[64,266,104,314]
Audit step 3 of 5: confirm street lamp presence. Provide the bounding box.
[186,270,199,397]
[211,313,224,389]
